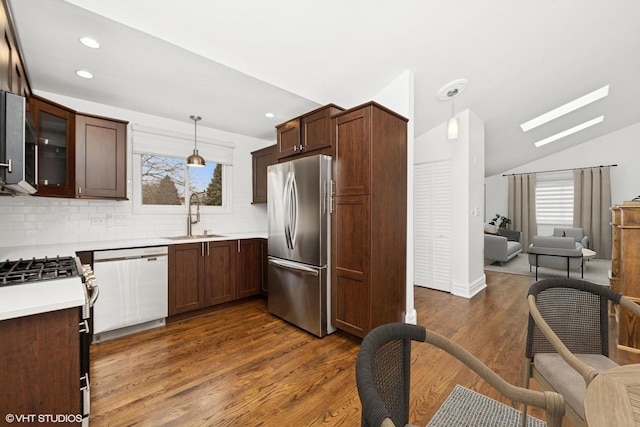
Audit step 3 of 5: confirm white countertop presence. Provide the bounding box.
[0,277,86,321]
[0,231,267,321]
[0,231,268,260]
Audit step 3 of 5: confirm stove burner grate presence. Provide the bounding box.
[0,256,79,286]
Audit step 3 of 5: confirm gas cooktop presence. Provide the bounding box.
[0,256,79,286]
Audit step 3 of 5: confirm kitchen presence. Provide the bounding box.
[0,1,411,424]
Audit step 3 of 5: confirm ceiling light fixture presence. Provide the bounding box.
[521,85,609,132]
[534,115,604,148]
[79,36,100,49]
[75,70,94,79]
[186,115,205,167]
[265,112,275,118]
[437,79,467,140]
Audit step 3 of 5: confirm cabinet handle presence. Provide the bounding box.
[293,145,298,152]
[207,242,210,256]
[78,186,82,195]
[299,144,304,151]
[79,320,90,334]
[201,242,204,257]
[237,240,240,253]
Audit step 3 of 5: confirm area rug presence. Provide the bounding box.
[427,385,546,427]
[484,253,611,285]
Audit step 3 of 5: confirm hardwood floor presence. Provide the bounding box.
[90,271,640,426]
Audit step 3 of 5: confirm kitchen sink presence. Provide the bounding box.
[166,234,226,240]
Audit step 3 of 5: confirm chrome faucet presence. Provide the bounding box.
[187,192,201,236]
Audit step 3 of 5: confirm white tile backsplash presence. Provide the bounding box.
[0,94,273,249]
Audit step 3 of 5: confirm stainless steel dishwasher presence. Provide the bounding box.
[92,246,168,342]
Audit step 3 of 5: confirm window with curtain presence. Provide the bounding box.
[131,125,234,214]
[535,171,574,225]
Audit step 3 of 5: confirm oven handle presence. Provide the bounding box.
[88,284,100,307]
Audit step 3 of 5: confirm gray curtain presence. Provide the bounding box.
[574,167,612,259]
[508,174,537,251]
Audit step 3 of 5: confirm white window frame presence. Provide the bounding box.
[131,124,234,215]
[535,171,574,226]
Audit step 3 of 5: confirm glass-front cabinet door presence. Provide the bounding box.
[30,96,75,197]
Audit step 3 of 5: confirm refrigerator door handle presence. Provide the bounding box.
[289,173,298,248]
[283,172,293,250]
[268,258,320,276]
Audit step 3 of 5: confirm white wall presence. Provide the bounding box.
[414,109,486,298]
[370,70,417,323]
[0,91,273,248]
[485,121,640,233]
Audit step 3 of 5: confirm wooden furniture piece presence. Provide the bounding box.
[236,238,262,299]
[356,323,565,427]
[1,0,31,97]
[523,277,640,427]
[168,238,264,318]
[251,144,276,203]
[611,201,640,351]
[584,363,640,427]
[275,104,343,161]
[30,95,128,200]
[331,101,407,338]
[75,113,127,199]
[0,308,81,420]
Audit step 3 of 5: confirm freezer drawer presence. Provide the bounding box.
[267,257,335,337]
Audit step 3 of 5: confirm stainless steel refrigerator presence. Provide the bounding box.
[267,154,336,337]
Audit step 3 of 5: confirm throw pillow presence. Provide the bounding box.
[498,228,520,242]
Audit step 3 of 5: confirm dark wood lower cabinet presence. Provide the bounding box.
[168,243,204,315]
[204,240,236,306]
[0,308,81,422]
[168,239,264,318]
[236,239,262,299]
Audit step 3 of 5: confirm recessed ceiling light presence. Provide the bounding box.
[79,36,100,49]
[75,70,94,79]
[521,85,609,132]
[265,112,275,118]
[534,116,604,148]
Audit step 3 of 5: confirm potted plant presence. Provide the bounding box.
[489,214,511,230]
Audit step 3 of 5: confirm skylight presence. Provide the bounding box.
[534,116,604,148]
[521,85,609,132]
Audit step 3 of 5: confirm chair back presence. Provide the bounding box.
[356,323,425,427]
[526,278,620,359]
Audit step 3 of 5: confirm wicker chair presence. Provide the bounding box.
[522,277,640,427]
[356,322,565,427]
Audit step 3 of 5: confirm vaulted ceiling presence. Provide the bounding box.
[7,0,640,176]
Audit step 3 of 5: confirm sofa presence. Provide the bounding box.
[485,228,523,264]
[553,227,589,249]
[528,236,583,280]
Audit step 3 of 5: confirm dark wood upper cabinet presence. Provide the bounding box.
[75,114,127,199]
[251,144,276,204]
[30,95,128,200]
[30,96,76,198]
[276,104,343,161]
[1,1,31,97]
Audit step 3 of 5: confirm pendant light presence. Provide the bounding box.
[447,96,459,140]
[437,78,467,141]
[187,115,205,167]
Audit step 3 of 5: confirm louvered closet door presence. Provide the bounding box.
[414,160,452,292]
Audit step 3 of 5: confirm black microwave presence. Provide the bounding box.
[0,90,37,194]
